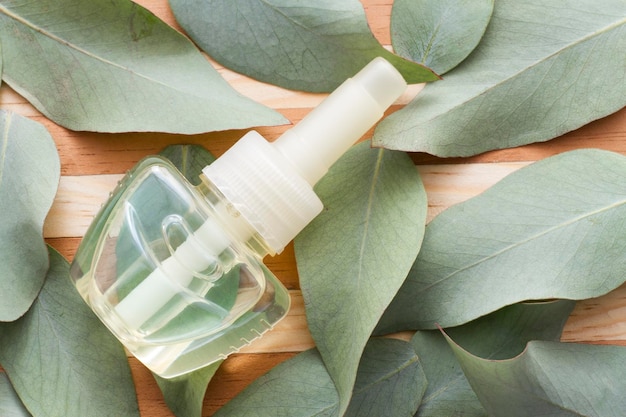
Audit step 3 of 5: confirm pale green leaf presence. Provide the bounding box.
[295,141,427,414]
[0,247,140,417]
[378,149,626,332]
[0,0,286,133]
[412,300,575,417]
[374,0,626,156]
[448,338,626,416]
[0,111,59,321]
[415,333,487,417]
[391,0,494,75]
[169,0,439,93]
[215,338,425,417]
[216,349,339,417]
[441,300,575,359]
[154,363,221,417]
[345,338,426,417]
[0,374,31,417]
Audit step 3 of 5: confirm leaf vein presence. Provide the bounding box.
[423,197,626,292]
[0,5,207,100]
[0,112,11,187]
[358,149,385,287]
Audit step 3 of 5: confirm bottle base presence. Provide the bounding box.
[127,269,290,378]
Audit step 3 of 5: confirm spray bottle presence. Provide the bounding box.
[70,57,407,378]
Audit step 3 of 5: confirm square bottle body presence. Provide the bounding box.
[70,156,290,378]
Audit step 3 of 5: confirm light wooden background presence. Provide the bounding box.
[1,1,625,415]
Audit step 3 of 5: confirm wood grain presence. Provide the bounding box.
[2,0,625,416]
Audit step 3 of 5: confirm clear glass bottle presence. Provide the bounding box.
[70,57,407,378]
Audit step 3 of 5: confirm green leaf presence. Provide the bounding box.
[378,149,626,333]
[374,0,626,156]
[154,363,221,417]
[216,350,339,417]
[0,247,140,417]
[345,338,426,417]
[0,36,3,84]
[0,0,286,133]
[169,0,439,93]
[295,141,427,414]
[0,111,59,321]
[160,144,216,186]
[0,373,31,417]
[447,338,626,416]
[442,300,575,359]
[215,338,425,417]
[391,0,494,75]
[412,300,575,417]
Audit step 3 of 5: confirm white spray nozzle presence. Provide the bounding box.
[273,57,407,185]
[352,57,408,111]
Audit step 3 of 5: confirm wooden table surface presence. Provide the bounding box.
[2,1,625,415]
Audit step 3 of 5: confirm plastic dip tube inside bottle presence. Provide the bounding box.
[69,57,407,378]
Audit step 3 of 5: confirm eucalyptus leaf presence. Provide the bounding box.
[391,0,494,75]
[378,149,626,333]
[0,0,286,133]
[413,332,486,417]
[447,338,626,416]
[346,338,426,417]
[442,300,575,359]
[160,144,217,186]
[374,0,626,156]
[0,110,59,321]
[0,247,140,417]
[154,362,221,417]
[215,338,425,417]
[412,300,575,417]
[169,0,439,93]
[295,141,427,414]
[0,373,31,417]
[216,349,339,417]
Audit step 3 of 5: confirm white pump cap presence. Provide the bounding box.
[202,57,407,253]
[273,57,407,185]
